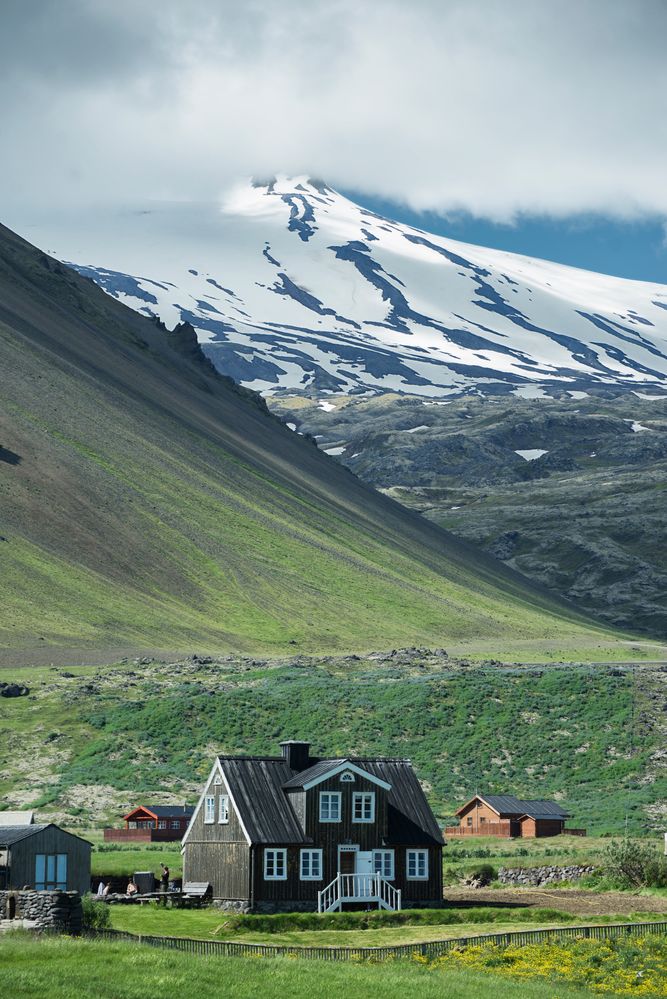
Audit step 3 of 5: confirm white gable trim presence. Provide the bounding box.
[181,759,251,846]
[302,761,391,792]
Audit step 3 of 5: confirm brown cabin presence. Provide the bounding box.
[182,740,443,913]
[104,805,194,842]
[446,794,577,838]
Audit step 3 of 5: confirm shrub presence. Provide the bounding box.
[469,864,497,885]
[602,839,667,888]
[81,894,110,931]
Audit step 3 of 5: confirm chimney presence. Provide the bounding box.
[280,740,311,771]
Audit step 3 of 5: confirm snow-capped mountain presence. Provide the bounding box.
[21,177,667,396]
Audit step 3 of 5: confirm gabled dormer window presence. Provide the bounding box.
[319,791,341,822]
[352,791,375,823]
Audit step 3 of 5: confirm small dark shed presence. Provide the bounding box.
[0,823,92,895]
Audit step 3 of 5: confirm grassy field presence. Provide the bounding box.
[106,902,661,947]
[3,653,665,833]
[0,935,608,999]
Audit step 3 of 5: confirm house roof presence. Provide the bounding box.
[0,823,93,847]
[0,810,34,825]
[218,754,443,846]
[124,805,194,820]
[282,759,391,792]
[218,757,310,844]
[457,794,569,819]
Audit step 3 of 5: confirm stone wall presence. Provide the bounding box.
[0,889,83,933]
[498,865,596,887]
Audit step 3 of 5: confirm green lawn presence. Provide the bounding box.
[107,902,659,947]
[0,935,604,999]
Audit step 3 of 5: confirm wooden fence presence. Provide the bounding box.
[444,822,513,837]
[86,919,667,962]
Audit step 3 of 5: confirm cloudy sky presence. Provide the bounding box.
[2,0,666,277]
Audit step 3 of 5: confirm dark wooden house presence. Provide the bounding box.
[104,805,194,842]
[0,823,92,894]
[182,740,443,912]
[446,794,573,838]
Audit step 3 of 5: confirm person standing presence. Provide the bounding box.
[160,863,170,892]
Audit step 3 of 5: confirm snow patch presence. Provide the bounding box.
[318,400,336,412]
[323,445,346,455]
[515,449,549,461]
[513,385,550,400]
[403,425,429,433]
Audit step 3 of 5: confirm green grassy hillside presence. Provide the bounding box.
[0,223,631,658]
[2,652,665,833]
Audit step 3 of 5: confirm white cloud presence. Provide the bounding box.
[1,0,666,222]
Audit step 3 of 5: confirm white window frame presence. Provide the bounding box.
[352,791,375,823]
[218,794,229,824]
[406,849,429,880]
[204,795,215,824]
[170,819,180,829]
[372,849,395,879]
[319,791,342,822]
[213,774,222,786]
[299,849,323,881]
[264,848,287,880]
[157,820,167,830]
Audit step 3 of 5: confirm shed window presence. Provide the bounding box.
[264,848,287,880]
[218,795,229,824]
[319,791,341,822]
[406,849,428,880]
[373,850,394,879]
[204,796,215,824]
[466,817,473,826]
[352,792,375,823]
[35,853,67,890]
[170,820,180,829]
[300,849,323,880]
[158,820,167,829]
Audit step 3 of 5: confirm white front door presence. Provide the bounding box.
[352,851,374,898]
[355,851,373,874]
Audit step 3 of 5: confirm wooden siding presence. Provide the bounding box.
[304,773,388,845]
[251,842,442,905]
[520,817,565,838]
[186,771,247,844]
[184,769,251,899]
[8,828,91,895]
[184,841,249,899]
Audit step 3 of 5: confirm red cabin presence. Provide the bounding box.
[103,805,194,842]
[445,794,583,838]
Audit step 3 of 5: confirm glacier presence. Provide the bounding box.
[17,176,667,397]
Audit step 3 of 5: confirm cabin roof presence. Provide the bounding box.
[0,823,93,847]
[217,754,443,846]
[0,810,34,825]
[456,794,569,819]
[124,804,194,819]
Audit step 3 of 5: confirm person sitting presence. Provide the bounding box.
[126,879,138,897]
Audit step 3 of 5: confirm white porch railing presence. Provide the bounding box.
[317,873,402,913]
